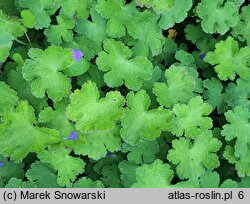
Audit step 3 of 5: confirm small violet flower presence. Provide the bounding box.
[72,49,83,62]
[64,131,78,140]
[0,161,4,168]
[200,53,206,60]
[106,151,115,157]
[235,72,239,79]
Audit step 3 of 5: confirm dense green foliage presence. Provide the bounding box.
[0,0,249,188]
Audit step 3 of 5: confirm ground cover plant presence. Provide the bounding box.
[0,0,250,188]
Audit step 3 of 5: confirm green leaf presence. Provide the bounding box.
[0,10,26,62]
[18,0,59,29]
[0,155,24,182]
[73,177,104,188]
[97,39,153,90]
[22,46,74,101]
[132,159,199,188]
[223,145,238,164]
[156,38,178,66]
[44,16,75,45]
[220,180,239,188]
[62,36,95,61]
[118,161,138,187]
[132,159,173,187]
[38,147,85,187]
[5,178,36,188]
[101,164,122,187]
[156,135,171,160]
[175,50,196,68]
[225,79,250,110]
[38,100,74,138]
[167,131,222,179]
[122,140,159,164]
[58,0,94,19]
[93,153,125,175]
[0,81,19,115]
[224,146,250,177]
[205,37,250,81]
[172,61,203,95]
[0,0,18,16]
[135,0,174,14]
[203,77,227,113]
[199,171,238,188]
[228,0,245,7]
[153,65,196,108]
[66,81,124,133]
[197,0,239,34]
[233,5,250,46]
[141,66,163,107]
[0,10,26,38]
[64,58,91,76]
[238,177,250,187]
[0,101,60,162]
[222,106,250,157]
[75,7,107,54]
[96,0,151,38]
[185,24,218,52]
[26,162,59,187]
[131,14,165,56]
[6,67,48,114]
[200,171,220,188]
[0,0,248,189]
[174,180,200,188]
[159,0,192,29]
[171,96,213,138]
[20,10,36,28]
[74,126,121,160]
[77,65,105,88]
[121,90,173,145]
[0,32,13,63]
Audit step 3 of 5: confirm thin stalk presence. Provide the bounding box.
[15,38,29,46]
[23,31,32,47]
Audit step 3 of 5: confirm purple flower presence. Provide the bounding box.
[106,151,115,157]
[0,161,4,168]
[64,131,78,140]
[200,53,206,60]
[72,49,83,62]
[235,72,239,79]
